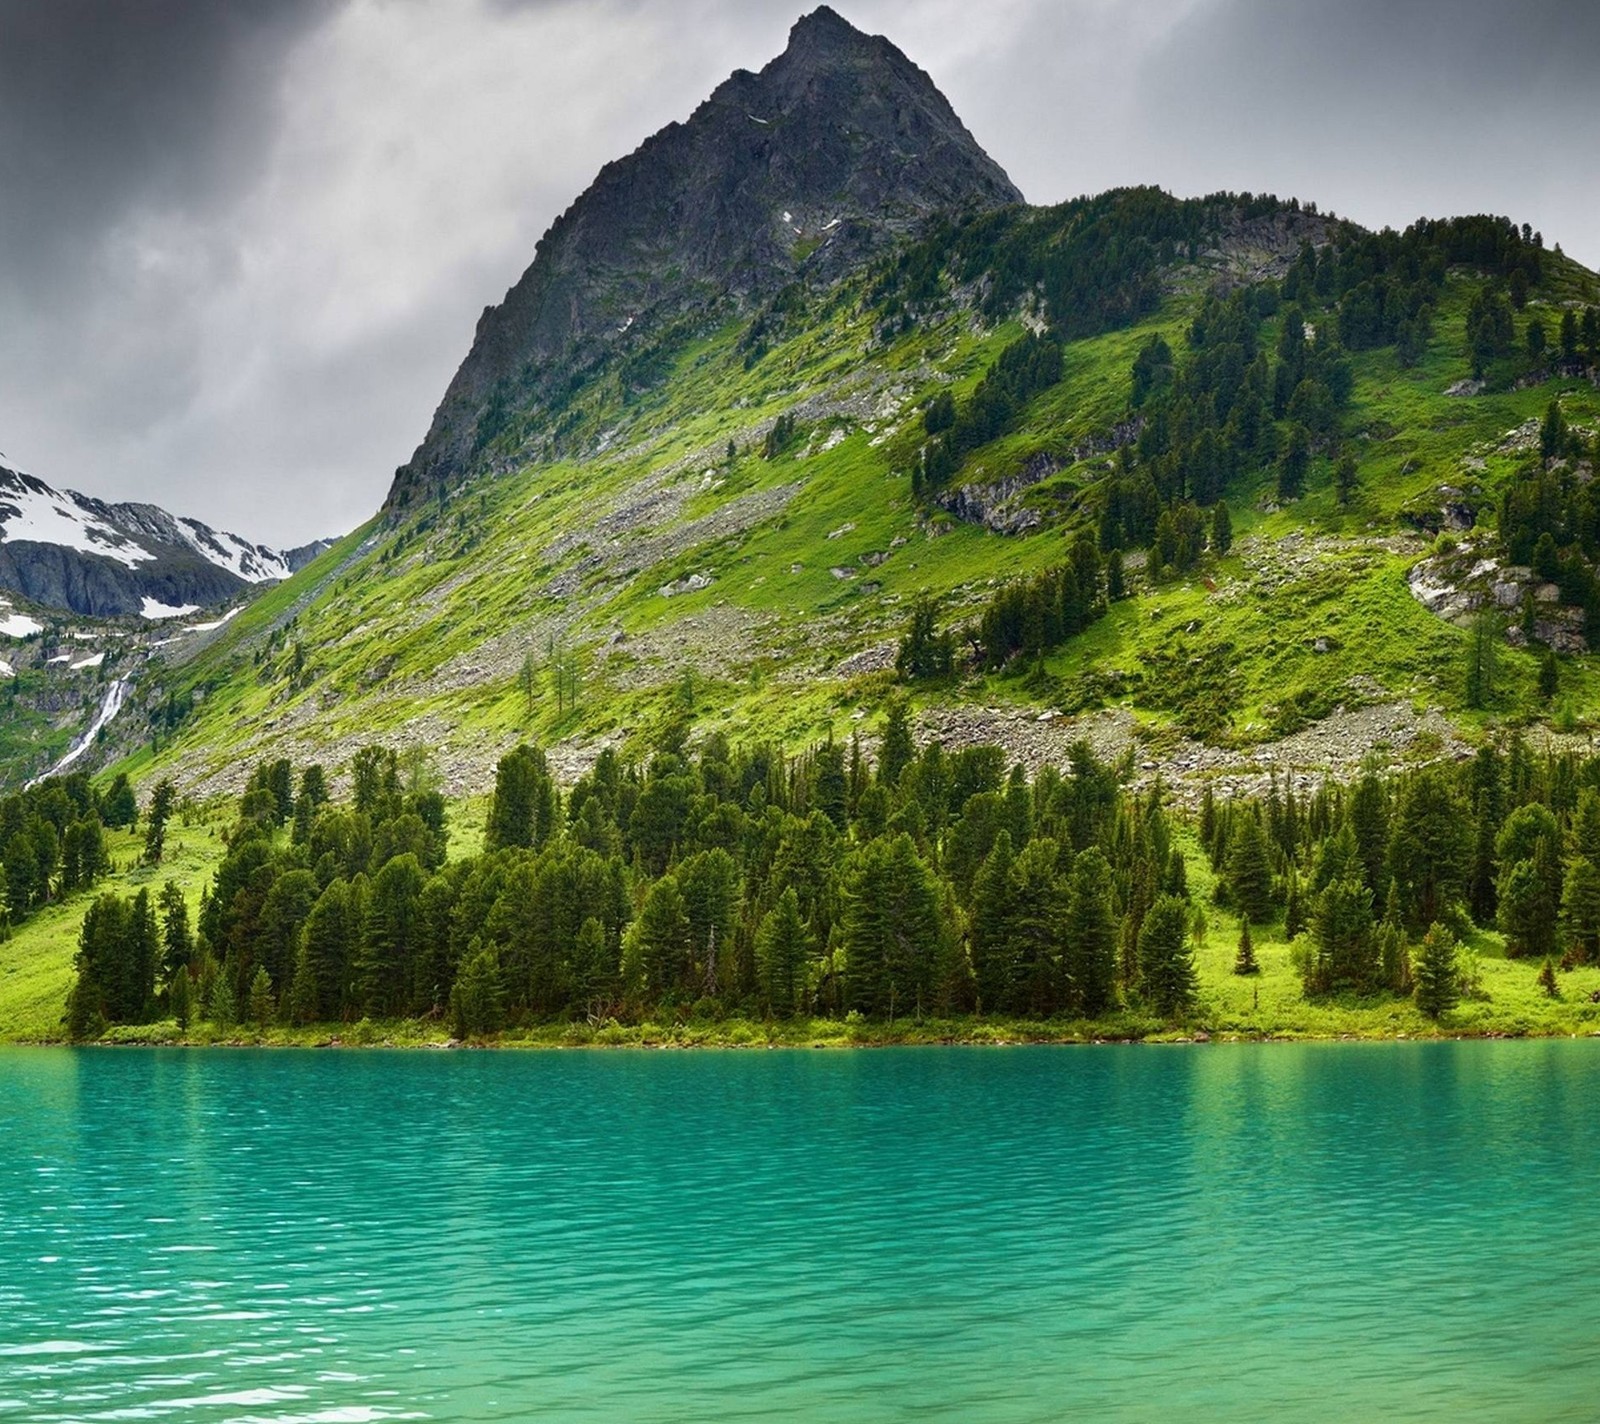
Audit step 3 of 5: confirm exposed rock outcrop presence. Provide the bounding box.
[386,6,1021,510]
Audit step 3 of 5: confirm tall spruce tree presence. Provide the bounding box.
[755,887,812,1018]
[1413,923,1460,1019]
[1138,894,1196,1015]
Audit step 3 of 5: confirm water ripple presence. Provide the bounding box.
[4,1043,1600,1420]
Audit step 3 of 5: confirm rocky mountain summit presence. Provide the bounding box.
[0,464,302,619]
[387,5,1021,509]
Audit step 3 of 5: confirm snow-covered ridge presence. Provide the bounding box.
[0,465,291,585]
[0,470,153,569]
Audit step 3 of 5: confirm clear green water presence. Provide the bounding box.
[2,1043,1598,1421]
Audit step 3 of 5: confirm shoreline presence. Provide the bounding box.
[14,1018,1600,1051]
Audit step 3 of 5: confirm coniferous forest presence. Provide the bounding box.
[56,713,1600,1041]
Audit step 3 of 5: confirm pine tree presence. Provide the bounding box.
[628,875,692,1001]
[247,966,274,1028]
[169,966,193,1030]
[158,880,193,979]
[1308,877,1376,993]
[1538,650,1559,704]
[296,878,360,1022]
[1412,923,1459,1019]
[1538,955,1560,999]
[876,700,915,787]
[1210,500,1233,557]
[355,854,426,1017]
[968,833,1017,1013]
[1225,813,1274,924]
[1106,548,1126,600]
[1276,424,1309,501]
[1063,847,1118,1016]
[1561,858,1600,963]
[451,945,505,1037]
[1333,454,1359,505]
[142,780,176,865]
[485,744,556,851]
[1138,894,1196,1015]
[755,887,812,1018]
[1233,920,1259,975]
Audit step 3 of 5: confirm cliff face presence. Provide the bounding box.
[386,6,1021,509]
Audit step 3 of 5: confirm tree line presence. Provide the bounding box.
[67,722,1204,1036]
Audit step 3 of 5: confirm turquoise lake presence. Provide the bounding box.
[3,1042,1599,1421]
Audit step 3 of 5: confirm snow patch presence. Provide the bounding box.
[184,606,241,633]
[0,660,13,678]
[47,653,69,664]
[69,652,104,670]
[140,597,201,621]
[0,611,42,638]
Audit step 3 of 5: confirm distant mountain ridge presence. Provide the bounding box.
[0,463,307,619]
[387,4,1021,509]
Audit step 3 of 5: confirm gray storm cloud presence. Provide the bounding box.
[0,0,1593,545]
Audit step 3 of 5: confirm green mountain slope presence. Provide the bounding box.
[101,189,1600,806]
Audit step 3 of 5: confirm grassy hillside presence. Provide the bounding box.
[95,198,1597,814]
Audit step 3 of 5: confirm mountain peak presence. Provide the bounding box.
[783,5,875,56]
[387,9,1020,510]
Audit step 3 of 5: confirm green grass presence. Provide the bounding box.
[0,812,232,1040]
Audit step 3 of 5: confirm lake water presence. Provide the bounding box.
[3,1042,1598,1421]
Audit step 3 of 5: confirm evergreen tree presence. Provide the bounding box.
[1464,608,1501,709]
[247,965,275,1028]
[355,854,426,1017]
[1276,424,1309,501]
[1063,847,1118,1015]
[1137,894,1196,1015]
[1538,955,1560,998]
[1412,923,1460,1019]
[485,744,556,851]
[755,887,812,1017]
[1389,769,1469,929]
[296,878,361,1022]
[627,875,692,1001]
[1233,919,1259,975]
[1560,858,1600,963]
[878,700,916,788]
[451,945,505,1037]
[100,772,138,829]
[169,965,193,1030]
[1333,454,1359,505]
[1106,548,1126,600]
[841,834,942,1020]
[1009,838,1068,1017]
[1538,650,1559,704]
[1308,877,1376,993]
[968,833,1018,1013]
[158,880,193,979]
[142,780,176,865]
[1225,813,1274,923]
[1210,500,1233,557]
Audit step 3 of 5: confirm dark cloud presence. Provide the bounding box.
[0,0,1594,546]
[0,1,326,290]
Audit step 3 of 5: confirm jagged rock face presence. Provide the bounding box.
[387,5,1021,509]
[0,465,295,618]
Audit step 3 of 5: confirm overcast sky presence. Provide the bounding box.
[1,0,1595,546]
